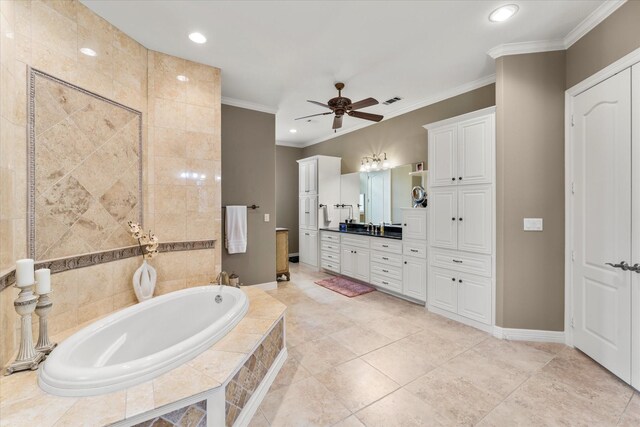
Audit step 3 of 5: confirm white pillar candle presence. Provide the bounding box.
[35,268,51,294]
[15,259,35,288]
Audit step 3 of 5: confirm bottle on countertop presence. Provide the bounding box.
[380,222,384,236]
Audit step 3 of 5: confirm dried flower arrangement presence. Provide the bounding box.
[127,221,159,260]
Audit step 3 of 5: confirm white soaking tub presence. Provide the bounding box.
[39,285,249,397]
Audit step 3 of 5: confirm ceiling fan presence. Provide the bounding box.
[295,82,384,130]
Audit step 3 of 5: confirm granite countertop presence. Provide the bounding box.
[0,287,286,427]
[319,227,403,240]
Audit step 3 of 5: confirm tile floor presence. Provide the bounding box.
[249,263,640,426]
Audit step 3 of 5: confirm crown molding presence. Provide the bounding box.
[221,97,278,114]
[488,0,627,59]
[275,140,305,148]
[487,40,565,59]
[563,0,626,48]
[298,74,496,148]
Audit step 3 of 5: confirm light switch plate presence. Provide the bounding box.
[264,214,270,222]
[523,218,543,231]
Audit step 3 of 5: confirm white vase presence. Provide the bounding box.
[132,260,157,303]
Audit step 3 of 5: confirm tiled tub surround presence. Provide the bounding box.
[0,287,287,427]
[0,0,222,369]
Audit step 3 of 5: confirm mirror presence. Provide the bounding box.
[339,163,425,225]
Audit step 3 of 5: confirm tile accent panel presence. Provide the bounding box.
[28,68,144,260]
[133,400,207,427]
[225,318,284,426]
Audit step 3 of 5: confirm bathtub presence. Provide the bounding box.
[39,285,249,397]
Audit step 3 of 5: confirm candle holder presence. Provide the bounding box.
[35,291,56,354]
[4,284,45,375]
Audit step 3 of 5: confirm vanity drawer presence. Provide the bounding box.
[321,260,340,274]
[430,248,492,278]
[321,232,341,243]
[371,251,403,268]
[370,274,402,293]
[371,263,402,280]
[321,251,340,263]
[341,234,370,249]
[321,241,340,253]
[370,239,402,254]
[403,240,427,258]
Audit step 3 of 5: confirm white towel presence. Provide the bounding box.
[321,205,332,225]
[225,206,247,254]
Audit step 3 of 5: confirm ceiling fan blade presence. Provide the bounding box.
[295,112,333,120]
[348,111,383,122]
[349,97,379,111]
[332,115,343,130]
[307,100,331,109]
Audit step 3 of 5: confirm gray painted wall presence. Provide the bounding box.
[221,105,276,285]
[276,145,303,253]
[302,85,496,172]
[496,51,567,331]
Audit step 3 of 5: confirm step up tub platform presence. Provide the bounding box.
[0,286,287,427]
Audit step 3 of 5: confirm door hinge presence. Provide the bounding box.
[571,250,575,262]
[571,182,575,195]
[571,114,574,127]
[571,317,575,328]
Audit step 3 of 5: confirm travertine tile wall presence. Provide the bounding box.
[0,0,221,367]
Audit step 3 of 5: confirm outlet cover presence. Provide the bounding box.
[523,218,543,231]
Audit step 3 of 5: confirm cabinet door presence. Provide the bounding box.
[457,272,491,324]
[457,185,492,254]
[308,195,318,229]
[307,231,318,267]
[299,162,308,195]
[307,159,318,195]
[354,249,370,282]
[341,246,355,278]
[430,188,458,250]
[403,209,427,240]
[299,197,308,228]
[429,124,458,187]
[458,115,493,185]
[299,230,309,264]
[428,267,457,313]
[403,258,426,301]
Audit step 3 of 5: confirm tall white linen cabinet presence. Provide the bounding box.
[297,155,342,268]
[425,107,496,330]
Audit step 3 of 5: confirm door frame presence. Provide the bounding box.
[565,46,640,388]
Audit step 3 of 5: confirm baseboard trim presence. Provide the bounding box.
[428,305,494,334]
[493,326,565,343]
[234,347,288,427]
[250,281,278,291]
[288,252,299,257]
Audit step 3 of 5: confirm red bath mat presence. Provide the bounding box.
[314,276,375,297]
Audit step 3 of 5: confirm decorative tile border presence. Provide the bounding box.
[0,240,216,293]
[225,319,284,426]
[26,67,144,260]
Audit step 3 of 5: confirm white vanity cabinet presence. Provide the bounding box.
[430,184,492,254]
[297,155,341,268]
[425,107,495,329]
[429,112,493,188]
[402,209,428,240]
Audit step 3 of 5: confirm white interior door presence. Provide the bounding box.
[632,63,640,388]
[572,68,632,382]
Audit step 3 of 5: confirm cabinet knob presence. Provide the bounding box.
[451,217,456,221]
[404,223,407,226]
[451,277,455,281]
[451,177,455,181]
[459,177,462,180]
[459,218,463,221]
[404,261,407,264]
[459,279,463,283]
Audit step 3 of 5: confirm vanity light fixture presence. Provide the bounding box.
[360,153,390,172]
[79,47,97,57]
[489,4,519,22]
[176,75,189,82]
[188,32,207,44]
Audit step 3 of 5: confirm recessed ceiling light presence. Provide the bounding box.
[176,75,189,82]
[289,129,297,134]
[79,47,97,57]
[489,4,519,22]
[188,32,207,44]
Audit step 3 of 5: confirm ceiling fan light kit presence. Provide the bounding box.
[295,82,384,131]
